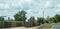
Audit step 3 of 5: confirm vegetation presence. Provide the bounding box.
[37,17,45,25]
[0,10,60,26]
[28,16,36,26]
[0,16,5,21]
[14,10,27,22]
[46,14,60,23]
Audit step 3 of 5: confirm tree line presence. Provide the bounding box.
[0,10,60,25]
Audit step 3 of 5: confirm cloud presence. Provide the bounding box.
[56,9,60,12]
[0,0,33,19]
[27,9,31,13]
[11,0,24,7]
[25,0,32,3]
[57,4,60,7]
[0,0,60,19]
[0,3,10,9]
[44,0,52,7]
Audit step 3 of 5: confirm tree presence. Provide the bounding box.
[28,16,36,26]
[46,16,57,23]
[0,16,4,21]
[14,10,27,22]
[54,14,60,22]
[46,16,52,23]
[50,17,57,23]
[37,17,45,25]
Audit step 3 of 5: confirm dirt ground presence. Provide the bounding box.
[0,26,40,29]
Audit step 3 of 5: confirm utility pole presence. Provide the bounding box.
[43,10,44,18]
[43,10,45,23]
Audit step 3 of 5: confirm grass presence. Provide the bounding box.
[43,22,60,29]
[39,23,52,29]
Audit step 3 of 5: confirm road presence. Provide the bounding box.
[51,24,60,29]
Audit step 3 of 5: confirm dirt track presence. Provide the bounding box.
[1,26,40,29]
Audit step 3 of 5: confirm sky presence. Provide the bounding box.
[0,0,60,20]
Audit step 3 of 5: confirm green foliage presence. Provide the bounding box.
[46,16,51,23]
[37,17,45,25]
[37,14,60,24]
[54,14,60,22]
[48,17,56,23]
[0,16,4,21]
[28,16,36,26]
[28,16,35,22]
[14,10,27,22]
[46,14,60,23]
